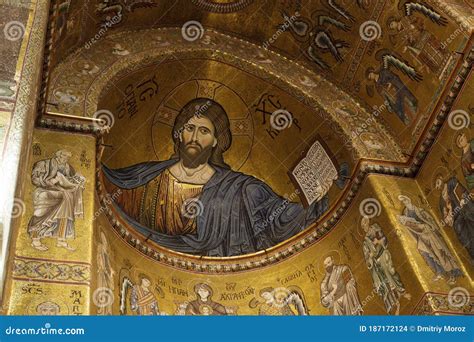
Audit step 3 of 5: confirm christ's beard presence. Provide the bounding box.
[179,141,213,169]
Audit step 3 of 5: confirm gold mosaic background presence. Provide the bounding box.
[4,129,96,315]
[91,173,471,315]
[0,0,472,316]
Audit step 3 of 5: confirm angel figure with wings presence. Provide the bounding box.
[249,286,308,315]
[120,274,164,315]
[366,51,422,126]
[279,4,352,70]
[387,1,451,78]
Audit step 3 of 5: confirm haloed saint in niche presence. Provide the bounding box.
[102,98,329,257]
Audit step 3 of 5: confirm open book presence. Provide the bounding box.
[290,140,338,207]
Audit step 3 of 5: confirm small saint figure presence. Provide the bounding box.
[28,150,85,251]
[387,16,450,77]
[456,133,474,191]
[397,195,462,285]
[184,283,227,315]
[435,175,474,260]
[320,256,363,315]
[97,232,115,315]
[130,275,160,315]
[366,66,418,126]
[361,217,411,315]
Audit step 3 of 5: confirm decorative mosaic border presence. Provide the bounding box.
[89,46,473,273]
[34,15,473,273]
[412,292,474,315]
[36,0,64,125]
[426,0,473,33]
[39,116,105,135]
[191,0,254,13]
[411,48,474,171]
[94,150,412,273]
[1,0,50,302]
[12,255,91,285]
[343,0,386,84]
[44,27,403,161]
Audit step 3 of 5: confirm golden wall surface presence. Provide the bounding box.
[3,54,473,317]
[4,129,96,315]
[3,97,473,317]
[90,172,472,316]
[0,0,50,306]
[1,0,473,317]
[98,59,356,205]
[416,70,473,276]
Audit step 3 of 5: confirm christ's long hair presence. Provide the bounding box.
[171,98,232,168]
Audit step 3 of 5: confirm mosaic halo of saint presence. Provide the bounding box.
[102,98,329,257]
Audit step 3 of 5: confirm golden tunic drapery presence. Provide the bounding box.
[105,169,203,235]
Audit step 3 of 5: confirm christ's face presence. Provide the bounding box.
[179,116,217,168]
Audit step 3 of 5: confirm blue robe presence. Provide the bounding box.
[376,69,418,125]
[440,177,474,260]
[102,160,329,256]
